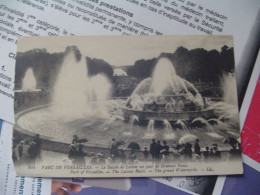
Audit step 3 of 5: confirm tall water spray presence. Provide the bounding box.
[52,51,112,108]
[22,68,37,91]
[163,119,173,134]
[142,119,155,139]
[129,115,139,133]
[147,120,155,134]
[150,58,189,95]
[88,74,112,101]
[52,51,89,107]
[130,57,204,107]
[192,117,211,130]
[175,119,189,133]
[163,119,176,139]
[221,73,238,106]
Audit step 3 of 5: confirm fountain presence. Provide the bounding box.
[207,118,219,125]
[190,117,223,139]
[130,115,139,129]
[191,117,210,128]
[163,119,173,134]
[175,120,189,133]
[15,50,114,144]
[15,67,40,92]
[147,120,155,134]
[52,51,111,108]
[52,51,89,107]
[22,68,37,91]
[14,67,42,111]
[122,57,214,123]
[124,115,139,136]
[142,119,155,139]
[163,119,176,139]
[14,53,240,156]
[221,73,238,106]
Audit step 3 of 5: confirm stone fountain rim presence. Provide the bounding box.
[14,104,232,153]
[14,104,109,149]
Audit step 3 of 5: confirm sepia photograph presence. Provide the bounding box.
[12,35,243,177]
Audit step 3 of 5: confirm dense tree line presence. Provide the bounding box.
[127,46,235,84]
[15,46,113,90]
[15,45,234,90]
[86,57,113,77]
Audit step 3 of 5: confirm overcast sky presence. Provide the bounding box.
[17,35,233,66]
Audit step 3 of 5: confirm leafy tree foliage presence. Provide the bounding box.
[86,57,113,77]
[127,45,235,84]
[15,46,113,90]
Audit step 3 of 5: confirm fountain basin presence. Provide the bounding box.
[122,106,215,122]
[14,101,238,156]
[14,104,119,155]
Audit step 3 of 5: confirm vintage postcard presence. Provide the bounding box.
[13,35,243,177]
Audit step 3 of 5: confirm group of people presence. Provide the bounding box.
[68,137,140,165]
[149,139,169,162]
[13,134,41,165]
[109,138,133,163]
[109,138,171,164]
[89,152,106,164]
[173,139,241,162]
[202,144,222,161]
[108,138,225,164]
[67,134,241,166]
[68,135,87,164]
[172,139,222,162]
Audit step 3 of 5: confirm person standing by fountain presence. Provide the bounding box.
[32,134,41,159]
[194,139,201,157]
[75,144,86,165]
[109,138,118,162]
[183,143,192,161]
[68,144,77,164]
[203,146,210,162]
[161,141,169,162]
[172,144,182,161]
[143,147,149,161]
[155,140,162,162]
[210,144,221,161]
[27,141,38,164]
[150,139,157,162]
[17,141,24,163]
[213,144,221,161]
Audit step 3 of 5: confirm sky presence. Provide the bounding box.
[17,35,233,66]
